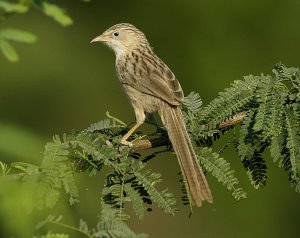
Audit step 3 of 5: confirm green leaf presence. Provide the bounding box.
[36,215,63,229]
[0,2,29,13]
[42,2,73,27]
[0,29,37,43]
[253,75,274,131]
[199,75,259,130]
[198,147,247,200]
[38,232,69,238]
[96,207,149,238]
[124,183,146,219]
[134,169,177,215]
[0,39,18,62]
[270,128,285,166]
[87,118,124,132]
[36,136,79,208]
[284,108,300,191]
[183,91,202,113]
[238,111,267,188]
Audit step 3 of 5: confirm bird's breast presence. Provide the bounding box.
[115,54,140,86]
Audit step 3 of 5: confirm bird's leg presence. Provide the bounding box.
[121,123,142,147]
[121,101,145,147]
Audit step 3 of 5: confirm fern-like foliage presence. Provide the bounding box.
[10,136,80,208]
[93,206,148,238]
[101,157,177,220]
[0,0,77,62]
[237,111,267,188]
[36,211,148,238]
[40,116,176,219]
[281,108,300,191]
[184,63,300,193]
[34,232,69,238]
[183,91,203,114]
[40,136,79,207]
[197,147,247,200]
[198,75,260,130]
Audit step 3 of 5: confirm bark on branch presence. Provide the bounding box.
[218,112,246,129]
[130,111,247,152]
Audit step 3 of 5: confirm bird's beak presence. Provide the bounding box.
[90,34,106,43]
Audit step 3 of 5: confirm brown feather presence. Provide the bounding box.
[158,103,213,206]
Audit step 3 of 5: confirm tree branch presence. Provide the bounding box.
[130,111,247,152]
[218,112,246,129]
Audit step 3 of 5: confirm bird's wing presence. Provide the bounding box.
[118,53,184,106]
[139,66,184,106]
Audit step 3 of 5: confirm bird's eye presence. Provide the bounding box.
[113,32,119,37]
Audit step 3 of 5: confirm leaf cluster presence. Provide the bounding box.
[35,210,148,238]
[184,63,300,192]
[4,116,178,236]
[0,0,78,62]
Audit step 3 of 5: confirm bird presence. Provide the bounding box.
[91,23,212,207]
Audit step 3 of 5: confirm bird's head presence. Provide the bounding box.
[91,23,149,57]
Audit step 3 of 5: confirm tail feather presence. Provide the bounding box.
[159,104,213,206]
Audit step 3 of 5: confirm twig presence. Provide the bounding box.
[218,112,246,129]
[131,137,169,152]
[106,111,127,127]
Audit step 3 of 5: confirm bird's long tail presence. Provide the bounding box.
[158,104,213,206]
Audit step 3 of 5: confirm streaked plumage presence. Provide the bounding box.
[91,23,213,206]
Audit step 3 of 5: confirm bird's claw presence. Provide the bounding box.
[121,139,133,147]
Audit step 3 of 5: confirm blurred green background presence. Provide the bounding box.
[1,0,300,237]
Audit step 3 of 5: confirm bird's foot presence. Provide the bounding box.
[121,135,146,147]
[131,135,146,143]
[121,139,133,147]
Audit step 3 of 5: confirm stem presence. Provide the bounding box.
[218,112,246,129]
[49,221,93,238]
[75,150,98,169]
[119,173,125,219]
[106,111,127,127]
